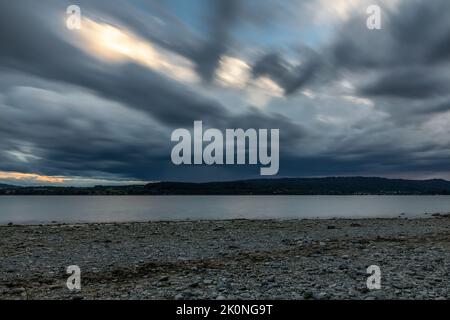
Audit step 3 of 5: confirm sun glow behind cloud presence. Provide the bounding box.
[215,56,284,107]
[76,18,199,83]
[0,171,66,184]
[74,18,284,108]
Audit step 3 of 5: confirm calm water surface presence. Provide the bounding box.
[0,195,449,224]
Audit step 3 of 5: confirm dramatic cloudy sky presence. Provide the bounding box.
[1,0,450,185]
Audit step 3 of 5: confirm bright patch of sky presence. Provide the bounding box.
[161,0,212,38]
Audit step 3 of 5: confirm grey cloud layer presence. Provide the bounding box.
[2,0,450,182]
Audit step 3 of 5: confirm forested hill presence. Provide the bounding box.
[2,177,450,195]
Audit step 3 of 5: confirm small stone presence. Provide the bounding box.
[159,276,169,282]
[303,292,314,299]
[174,293,184,300]
[217,279,231,291]
[49,284,61,290]
[317,292,328,299]
[431,213,441,217]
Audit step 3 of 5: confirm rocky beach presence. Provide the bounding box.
[1,216,449,300]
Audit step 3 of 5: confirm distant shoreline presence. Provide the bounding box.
[3,177,450,195]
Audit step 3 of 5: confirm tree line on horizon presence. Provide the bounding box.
[2,177,450,195]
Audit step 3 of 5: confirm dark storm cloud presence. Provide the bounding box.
[190,0,239,82]
[0,79,168,179]
[0,73,305,181]
[359,67,450,99]
[252,50,322,95]
[226,108,305,149]
[330,0,450,99]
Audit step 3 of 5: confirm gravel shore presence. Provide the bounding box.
[1,217,449,300]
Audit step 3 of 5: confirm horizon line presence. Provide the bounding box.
[2,176,450,188]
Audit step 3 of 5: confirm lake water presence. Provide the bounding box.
[1,195,450,224]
